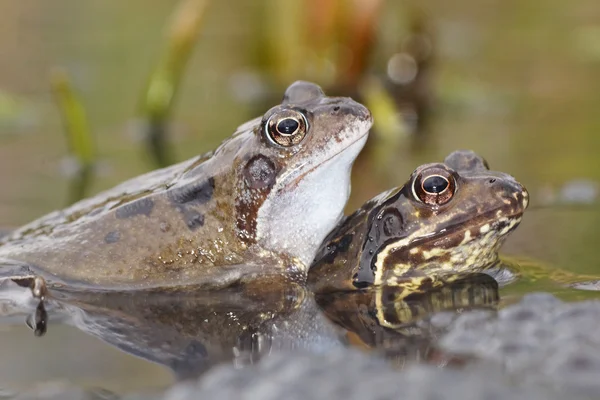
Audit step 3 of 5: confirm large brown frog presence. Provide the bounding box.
[0,81,372,296]
[308,150,528,293]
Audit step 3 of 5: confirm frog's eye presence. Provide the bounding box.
[412,167,456,206]
[265,110,308,147]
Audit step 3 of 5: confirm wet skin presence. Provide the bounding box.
[0,81,372,295]
[309,150,529,294]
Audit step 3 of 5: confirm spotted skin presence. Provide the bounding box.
[0,81,372,295]
[115,197,155,219]
[309,150,529,294]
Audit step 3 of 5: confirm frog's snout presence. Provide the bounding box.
[491,175,529,213]
[520,185,530,209]
[330,99,373,125]
[353,102,373,124]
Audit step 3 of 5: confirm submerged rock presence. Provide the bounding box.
[167,349,566,400]
[440,292,600,397]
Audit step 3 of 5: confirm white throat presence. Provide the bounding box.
[255,136,368,268]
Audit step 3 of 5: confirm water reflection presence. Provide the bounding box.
[0,272,499,382]
[35,284,338,380]
[316,273,499,365]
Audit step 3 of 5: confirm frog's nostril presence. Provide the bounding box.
[333,106,340,112]
[489,178,496,184]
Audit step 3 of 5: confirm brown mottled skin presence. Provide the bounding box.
[308,150,529,293]
[0,81,372,293]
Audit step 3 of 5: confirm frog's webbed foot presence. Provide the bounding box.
[0,259,48,300]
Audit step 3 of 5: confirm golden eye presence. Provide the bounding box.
[265,110,308,147]
[412,167,457,206]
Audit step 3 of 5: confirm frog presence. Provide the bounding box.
[0,81,372,297]
[308,150,529,294]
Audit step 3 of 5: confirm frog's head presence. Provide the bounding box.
[365,150,529,285]
[234,81,372,267]
[309,150,528,291]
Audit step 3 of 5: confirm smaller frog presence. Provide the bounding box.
[0,81,372,296]
[308,150,528,293]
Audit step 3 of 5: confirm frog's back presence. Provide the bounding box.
[5,154,206,241]
[0,152,244,288]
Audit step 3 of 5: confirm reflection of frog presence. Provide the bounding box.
[0,81,372,296]
[309,150,528,294]
[24,284,341,379]
[19,276,494,378]
[316,273,499,364]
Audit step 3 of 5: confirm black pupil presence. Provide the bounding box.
[277,118,299,135]
[423,175,449,194]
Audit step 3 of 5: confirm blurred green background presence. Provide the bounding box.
[0,0,599,393]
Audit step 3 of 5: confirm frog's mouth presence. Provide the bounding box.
[377,206,525,267]
[397,211,523,270]
[410,208,525,252]
[374,210,525,285]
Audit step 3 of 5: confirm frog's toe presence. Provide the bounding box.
[0,258,48,299]
[30,276,48,299]
[569,280,600,291]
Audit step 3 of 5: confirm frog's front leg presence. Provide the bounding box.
[0,259,48,299]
